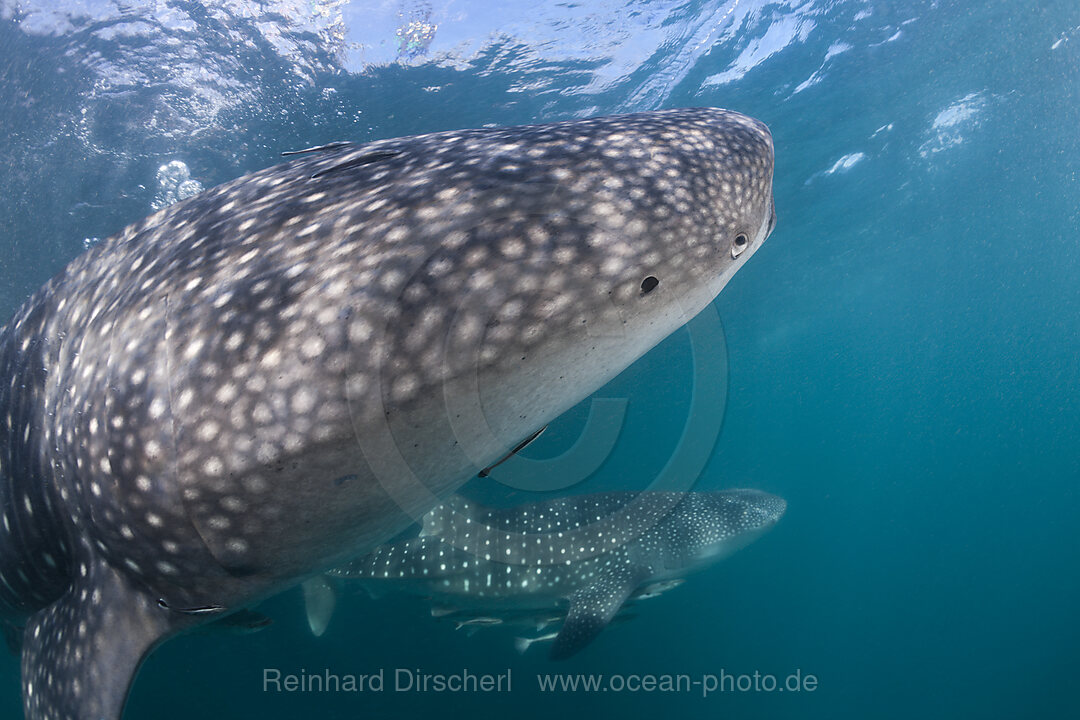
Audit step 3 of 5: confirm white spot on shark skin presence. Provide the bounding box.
[225,539,249,554]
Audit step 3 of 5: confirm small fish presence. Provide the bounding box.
[279,141,353,156]
[478,425,548,478]
[454,617,504,631]
[156,599,227,616]
[514,632,560,654]
[633,579,685,600]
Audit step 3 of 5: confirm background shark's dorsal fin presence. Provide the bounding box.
[420,494,483,538]
[21,554,178,720]
[549,562,648,661]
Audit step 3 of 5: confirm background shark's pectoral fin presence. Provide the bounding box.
[21,555,178,720]
[550,564,646,661]
[302,576,339,638]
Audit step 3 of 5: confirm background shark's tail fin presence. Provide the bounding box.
[21,554,177,720]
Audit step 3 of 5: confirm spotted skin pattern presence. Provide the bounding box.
[0,107,775,718]
[330,490,787,659]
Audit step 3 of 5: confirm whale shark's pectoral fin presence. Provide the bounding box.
[302,576,340,638]
[550,564,647,661]
[21,555,180,720]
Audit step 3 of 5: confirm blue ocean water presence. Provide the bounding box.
[1,1,1078,718]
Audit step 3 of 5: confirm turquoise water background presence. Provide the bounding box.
[1,0,1079,718]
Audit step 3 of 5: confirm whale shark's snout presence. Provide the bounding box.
[666,489,786,568]
[729,488,788,528]
[605,108,775,320]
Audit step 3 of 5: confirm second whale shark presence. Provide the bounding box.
[322,489,787,659]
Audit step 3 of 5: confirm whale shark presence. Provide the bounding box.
[323,490,786,659]
[0,107,775,718]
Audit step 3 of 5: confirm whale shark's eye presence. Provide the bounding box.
[640,276,659,295]
[731,233,750,258]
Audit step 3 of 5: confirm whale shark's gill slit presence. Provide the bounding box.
[280,141,353,156]
[310,150,402,179]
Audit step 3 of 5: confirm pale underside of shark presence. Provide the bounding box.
[321,490,786,659]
